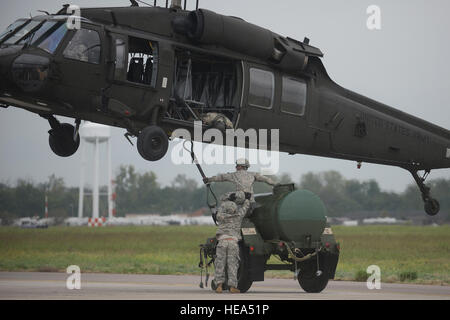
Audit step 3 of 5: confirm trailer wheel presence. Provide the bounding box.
[237,244,253,293]
[297,270,329,293]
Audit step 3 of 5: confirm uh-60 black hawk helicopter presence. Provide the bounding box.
[0,0,448,216]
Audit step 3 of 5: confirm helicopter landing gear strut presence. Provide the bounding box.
[410,170,440,216]
[44,115,81,157]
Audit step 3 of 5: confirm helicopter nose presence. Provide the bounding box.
[0,46,26,93]
[11,53,50,93]
[0,49,15,92]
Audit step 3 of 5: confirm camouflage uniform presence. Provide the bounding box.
[208,170,276,202]
[214,193,250,289]
[201,112,234,129]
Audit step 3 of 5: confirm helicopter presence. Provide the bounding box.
[0,0,448,216]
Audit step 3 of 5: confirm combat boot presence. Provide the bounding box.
[215,283,223,293]
[230,287,240,293]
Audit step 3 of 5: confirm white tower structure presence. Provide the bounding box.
[78,121,113,221]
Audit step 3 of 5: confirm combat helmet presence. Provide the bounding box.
[233,191,246,205]
[236,158,250,169]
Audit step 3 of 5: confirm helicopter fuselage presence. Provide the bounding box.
[0,5,448,214]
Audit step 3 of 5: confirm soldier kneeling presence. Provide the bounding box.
[214,191,250,293]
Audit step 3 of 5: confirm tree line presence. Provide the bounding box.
[0,165,449,224]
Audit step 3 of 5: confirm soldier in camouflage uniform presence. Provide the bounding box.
[201,112,234,130]
[214,191,250,294]
[204,158,277,203]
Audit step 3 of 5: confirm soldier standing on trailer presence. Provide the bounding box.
[203,158,277,203]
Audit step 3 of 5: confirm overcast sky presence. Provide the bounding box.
[0,0,449,192]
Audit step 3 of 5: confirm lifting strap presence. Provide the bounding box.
[183,140,218,225]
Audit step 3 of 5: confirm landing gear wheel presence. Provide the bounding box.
[237,244,253,293]
[425,198,440,216]
[297,270,329,293]
[410,170,440,216]
[48,123,80,157]
[137,125,169,161]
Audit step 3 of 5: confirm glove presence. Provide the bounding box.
[245,192,252,200]
[228,193,236,201]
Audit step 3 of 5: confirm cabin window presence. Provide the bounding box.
[281,77,307,116]
[248,68,274,109]
[63,28,101,64]
[126,36,158,87]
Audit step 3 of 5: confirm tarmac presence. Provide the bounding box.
[0,272,449,300]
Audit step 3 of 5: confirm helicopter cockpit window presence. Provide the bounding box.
[248,68,274,109]
[17,21,57,46]
[1,19,68,54]
[4,20,40,45]
[0,19,28,43]
[126,36,158,87]
[63,28,101,64]
[281,77,307,116]
[37,23,68,54]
